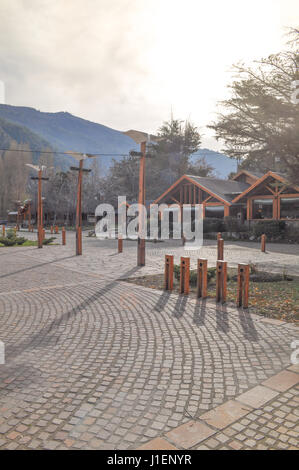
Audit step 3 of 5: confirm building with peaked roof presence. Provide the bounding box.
[153,170,299,221]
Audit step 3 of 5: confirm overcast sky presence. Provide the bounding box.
[0,0,298,149]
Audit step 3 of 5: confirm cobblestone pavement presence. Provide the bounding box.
[0,233,298,450]
[14,229,299,278]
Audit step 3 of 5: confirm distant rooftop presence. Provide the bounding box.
[186,175,250,203]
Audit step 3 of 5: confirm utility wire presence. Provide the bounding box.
[0,148,131,157]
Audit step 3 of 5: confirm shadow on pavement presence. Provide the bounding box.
[154,291,171,313]
[193,299,207,326]
[216,304,230,333]
[0,255,77,280]
[238,309,259,341]
[173,294,188,319]
[4,266,141,360]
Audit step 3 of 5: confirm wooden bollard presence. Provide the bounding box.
[216,260,227,303]
[217,238,224,261]
[62,227,66,245]
[261,234,266,252]
[77,227,82,255]
[197,259,208,299]
[51,225,54,234]
[180,257,190,295]
[118,235,123,253]
[55,225,59,234]
[2,225,5,237]
[237,264,250,309]
[164,255,174,291]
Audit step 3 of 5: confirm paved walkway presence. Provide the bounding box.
[0,232,298,450]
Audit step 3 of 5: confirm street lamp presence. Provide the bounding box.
[122,130,158,267]
[66,152,92,256]
[26,164,49,248]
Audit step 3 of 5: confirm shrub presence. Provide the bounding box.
[0,234,30,246]
[203,218,224,233]
[0,236,15,246]
[15,237,26,245]
[43,237,56,245]
[174,265,216,286]
[6,229,16,239]
[252,220,286,239]
[224,216,245,232]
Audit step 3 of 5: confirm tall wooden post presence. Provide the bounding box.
[30,170,48,242]
[137,141,146,266]
[76,160,83,256]
[37,169,43,248]
[70,159,90,256]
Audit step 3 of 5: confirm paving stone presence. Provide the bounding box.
[138,438,178,450]
[236,385,279,408]
[262,371,299,392]
[0,236,298,450]
[201,400,252,430]
[166,420,216,448]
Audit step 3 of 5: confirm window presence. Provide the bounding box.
[280,198,299,219]
[252,199,273,219]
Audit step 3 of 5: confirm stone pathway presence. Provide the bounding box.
[138,367,299,450]
[0,233,298,450]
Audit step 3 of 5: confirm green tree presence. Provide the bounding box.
[152,117,201,182]
[102,154,140,206]
[101,117,207,204]
[0,141,32,217]
[209,29,299,182]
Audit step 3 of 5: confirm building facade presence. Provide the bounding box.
[153,170,299,221]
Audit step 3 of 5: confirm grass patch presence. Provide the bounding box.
[125,267,299,323]
[0,235,56,247]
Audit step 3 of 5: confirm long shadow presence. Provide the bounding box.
[0,255,77,280]
[215,303,229,333]
[4,265,141,360]
[238,308,259,342]
[154,290,171,313]
[193,299,207,326]
[173,294,188,319]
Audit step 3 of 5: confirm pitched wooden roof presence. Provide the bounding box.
[154,174,250,206]
[232,171,299,203]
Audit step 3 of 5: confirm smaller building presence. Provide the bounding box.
[153,170,299,221]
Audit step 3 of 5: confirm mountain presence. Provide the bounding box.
[0,116,55,164]
[0,104,236,177]
[0,104,138,171]
[190,149,237,179]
